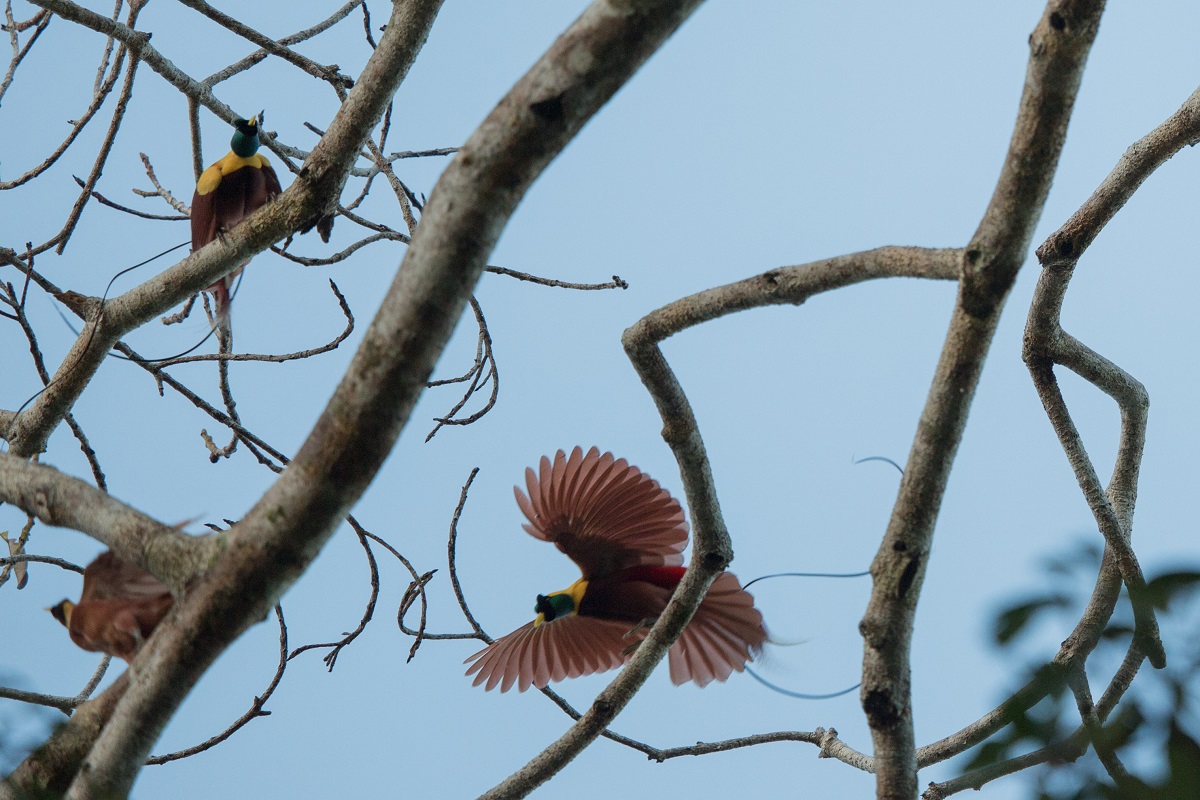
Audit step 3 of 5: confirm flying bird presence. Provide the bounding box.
[465,447,767,692]
[48,551,174,662]
[190,113,282,325]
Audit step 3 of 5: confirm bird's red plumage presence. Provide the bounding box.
[52,551,173,662]
[614,564,687,589]
[465,447,767,691]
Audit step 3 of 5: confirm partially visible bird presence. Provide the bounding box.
[48,551,174,662]
[190,113,282,325]
[465,447,768,692]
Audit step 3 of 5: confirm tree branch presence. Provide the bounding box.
[0,453,210,590]
[52,2,437,795]
[859,4,1105,796]
[67,0,715,790]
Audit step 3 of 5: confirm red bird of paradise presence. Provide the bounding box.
[48,551,174,662]
[465,447,768,692]
[190,113,282,325]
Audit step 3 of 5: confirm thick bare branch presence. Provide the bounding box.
[58,2,444,794]
[1016,84,1200,674]
[1037,84,1200,265]
[0,453,212,589]
[859,5,1106,796]
[56,0,712,795]
[0,674,128,800]
[626,246,959,343]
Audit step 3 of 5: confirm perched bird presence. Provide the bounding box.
[190,113,282,324]
[48,551,174,662]
[465,447,768,692]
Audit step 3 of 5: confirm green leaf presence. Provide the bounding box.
[961,737,1015,772]
[1162,721,1200,798]
[994,595,1072,645]
[1144,571,1200,610]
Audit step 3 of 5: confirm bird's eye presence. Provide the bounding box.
[534,594,557,621]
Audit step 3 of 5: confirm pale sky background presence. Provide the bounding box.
[3,1,1200,798]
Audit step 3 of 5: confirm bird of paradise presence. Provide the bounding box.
[49,551,173,662]
[465,447,767,692]
[190,113,282,326]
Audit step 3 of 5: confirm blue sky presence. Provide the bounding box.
[3,1,1200,797]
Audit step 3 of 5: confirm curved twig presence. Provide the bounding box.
[1020,86,1200,673]
[425,297,497,441]
[271,231,407,266]
[445,467,486,639]
[147,280,354,366]
[145,606,289,764]
[286,518,379,670]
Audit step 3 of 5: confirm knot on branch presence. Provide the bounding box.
[32,488,54,524]
[698,549,730,572]
[56,290,101,318]
[897,554,922,598]
[591,698,615,718]
[815,727,840,759]
[863,688,904,730]
[1034,232,1080,268]
[530,94,566,124]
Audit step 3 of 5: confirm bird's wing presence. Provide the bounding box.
[190,169,220,251]
[259,157,283,198]
[464,615,636,692]
[667,571,767,687]
[80,551,171,602]
[514,446,688,577]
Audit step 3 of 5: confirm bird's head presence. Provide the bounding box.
[48,599,74,628]
[533,578,588,626]
[230,112,265,158]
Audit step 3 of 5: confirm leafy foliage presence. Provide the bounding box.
[977,542,1200,798]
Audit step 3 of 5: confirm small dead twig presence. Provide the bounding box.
[146,605,288,764]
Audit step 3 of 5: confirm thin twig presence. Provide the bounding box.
[286,518,379,670]
[146,606,289,764]
[133,152,190,214]
[270,231,407,266]
[72,175,188,221]
[148,280,353,366]
[485,264,628,291]
[425,297,497,441]
[445,467,486,639]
